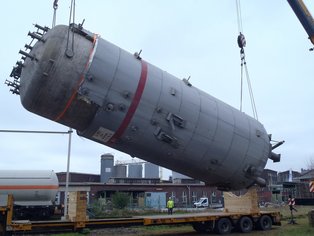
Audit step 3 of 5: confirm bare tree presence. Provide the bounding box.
[306,155,314,170]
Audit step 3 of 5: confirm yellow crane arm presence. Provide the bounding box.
[287,0,314,45]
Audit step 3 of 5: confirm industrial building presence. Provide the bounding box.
[55,154,314,209]
[56,172,222,208]
[258,168,314,205]
[56,154,222,208]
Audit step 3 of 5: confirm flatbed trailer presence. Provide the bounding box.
[1,208,281,235]
[0,188,281,235]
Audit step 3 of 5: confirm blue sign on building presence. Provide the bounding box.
[145,192,166,209]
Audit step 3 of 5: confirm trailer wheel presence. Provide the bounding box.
[192,222,212,233]
[238,216,253,233]
[215,218,232,234]
[257,215,272,231]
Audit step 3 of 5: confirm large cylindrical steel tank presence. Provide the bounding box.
[144,163,159,179]
[100,153,114,183]
[128,163,143,178]
[0,170,58,206]
[112,165,127,178]
[172,171,192,180]
[14,24,280,190]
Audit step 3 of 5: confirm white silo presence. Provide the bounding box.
[144,162,159,178]
[128,163,143,178]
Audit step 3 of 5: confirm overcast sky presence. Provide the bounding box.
[0,0,313,178]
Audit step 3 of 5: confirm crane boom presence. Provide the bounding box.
[287,0,314,45]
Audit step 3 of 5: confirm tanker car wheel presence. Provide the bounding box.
[237,216,253,233]
[214,218,232,234]
[0,214,6,236]
[0,224,3,236]
[257,215,272,231]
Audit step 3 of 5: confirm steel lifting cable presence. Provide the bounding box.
[244,59,258,120]
[235,0,258,120]
[65,0,76,58]
[52,0,58,28]
[235,0,243,34]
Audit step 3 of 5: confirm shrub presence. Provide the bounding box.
[112,192,130,209]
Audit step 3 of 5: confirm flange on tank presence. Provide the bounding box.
[7,24,282,190]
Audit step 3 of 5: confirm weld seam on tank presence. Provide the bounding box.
[54,34,99,122]
[108,60,148,143]
[219,108,236,166]
[184,80,201,147]
[98,46,122,114]
[184,88,205,158]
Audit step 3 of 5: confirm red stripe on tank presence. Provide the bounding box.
[0,185,59,190]
[109,60,148,143]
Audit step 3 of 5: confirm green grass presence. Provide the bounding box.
[51,206,314,235]
[251,217,314,236]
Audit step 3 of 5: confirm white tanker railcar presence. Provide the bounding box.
[0,170,59,219]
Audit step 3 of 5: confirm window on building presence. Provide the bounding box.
[182,191,187,203]
[86,192,90,204]
[192,191,197,202]
[211,191,217,203]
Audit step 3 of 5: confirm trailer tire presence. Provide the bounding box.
[238,216,253,233]
[257,215,272,231]
[192,222,209,233]
[215,218,232,234]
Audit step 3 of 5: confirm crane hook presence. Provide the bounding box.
[237,32,246,49]
[53,0,58,10]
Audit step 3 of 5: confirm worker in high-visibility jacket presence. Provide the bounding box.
[167,197,174,215]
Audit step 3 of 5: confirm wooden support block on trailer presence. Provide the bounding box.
[68,191,88,223]
[224,186,259,214]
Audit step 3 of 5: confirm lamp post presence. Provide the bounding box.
[63,128,73,219]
